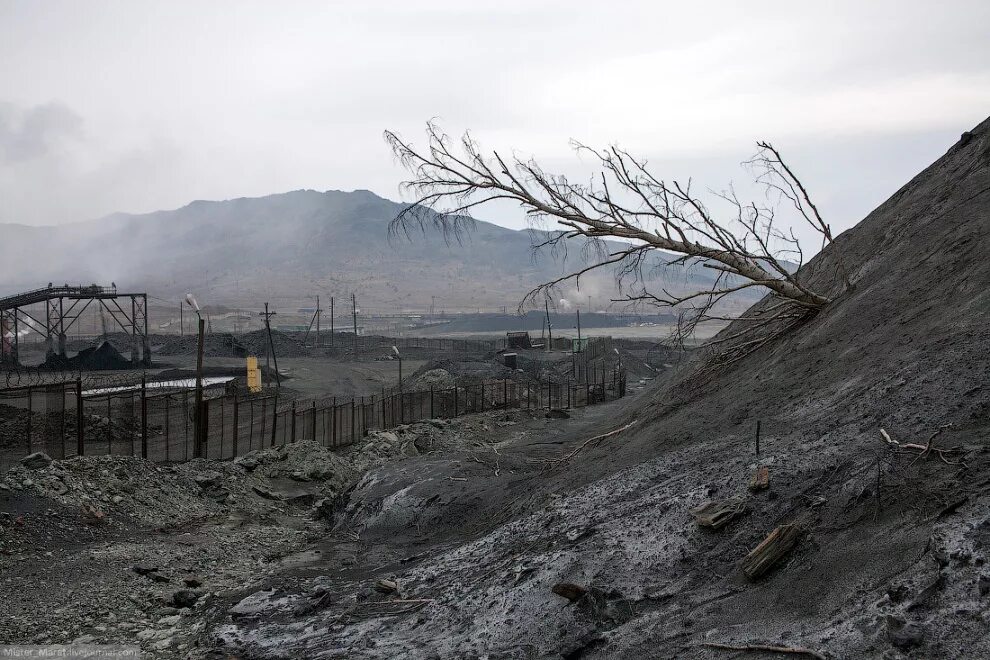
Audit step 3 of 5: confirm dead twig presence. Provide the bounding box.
[543,420,637,469]
[701,641,827,660]
[878,427,966,468]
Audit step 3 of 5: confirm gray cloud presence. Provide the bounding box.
[0,102,82,163]
[0,0,987,235]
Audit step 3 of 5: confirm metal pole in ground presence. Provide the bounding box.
[233,393,240,458]
[194,317,205,458]
[76,376,84,456]
[140,376,147,459]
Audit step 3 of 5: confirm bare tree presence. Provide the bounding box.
[384,123,851,354]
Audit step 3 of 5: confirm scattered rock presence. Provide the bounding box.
[374,578,399,594]
[171,590,200,609]
[886,615,925,650]
[251,485,282,501]
[81,503,106,525]
[907,572,945,610]
[194,472,223,490]
[183,577,203,588]
[20,452,53,470]
[978,574,989,597]
[234,455,260,471]
[551,582,587,603]
[545,409,571,419]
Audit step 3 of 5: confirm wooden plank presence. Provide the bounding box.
[749,466,770,492]
[691,497,747,530]
[742,524,803,580]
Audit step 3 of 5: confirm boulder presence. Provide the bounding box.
[20,452,52,470]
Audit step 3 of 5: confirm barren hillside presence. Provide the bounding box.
[206,119,990,658]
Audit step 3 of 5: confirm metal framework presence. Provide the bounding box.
[0,284,150,366]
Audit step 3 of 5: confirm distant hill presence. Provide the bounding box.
[0,189,760,313]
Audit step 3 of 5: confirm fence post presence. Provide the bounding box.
[350,398,355,443]
[140,376,148,459]
[202,399,210,457]
[567,379,571,409]
[480,382,485,413]
[291,400,297,442]
[332,396,337,447]
[233,393,240,457]
[312,401,317,439]
[503,380,507,409]
[454,386,458,417]
[430,386,434,418]
[26,387,32,451]
[76,377,84,456]
[270,399,278,447]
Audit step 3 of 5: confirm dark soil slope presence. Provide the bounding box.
[206,119,990,659]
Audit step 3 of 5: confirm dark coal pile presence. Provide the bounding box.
[41,341,132,371]
[409,357,515,389]
[206,120,990,659]
[239,329,312,358]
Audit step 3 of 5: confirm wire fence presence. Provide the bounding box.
[1,367,626,472]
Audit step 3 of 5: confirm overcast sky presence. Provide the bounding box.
[1,0,988,241]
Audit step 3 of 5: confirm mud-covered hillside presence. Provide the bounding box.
[206,118,990,659]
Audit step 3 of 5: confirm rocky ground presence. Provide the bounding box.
[0,404,595,657]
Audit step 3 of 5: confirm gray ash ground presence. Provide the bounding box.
[0,407,579,658]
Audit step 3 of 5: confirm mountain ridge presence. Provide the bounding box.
[0,188,757,313]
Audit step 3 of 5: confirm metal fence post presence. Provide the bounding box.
[26,386,32,451]
[430,386,434,418]
[270,398,278,447]
[312,401,317,439]
[140,376,148,459]
[76,377,84,456]
[291,400,297,442]
[350,398,355,443]
[454,386,458,417]
[233,393,240,458]
[202,399,210,457]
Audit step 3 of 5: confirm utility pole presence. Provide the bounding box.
[545,299,553,353]
[577,308,582,342]
[179,303,184,336]
[330,296,334,347]
[315,295,320,347]
[259,303,279,388]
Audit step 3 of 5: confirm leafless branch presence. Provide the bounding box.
[385,123,852,356]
